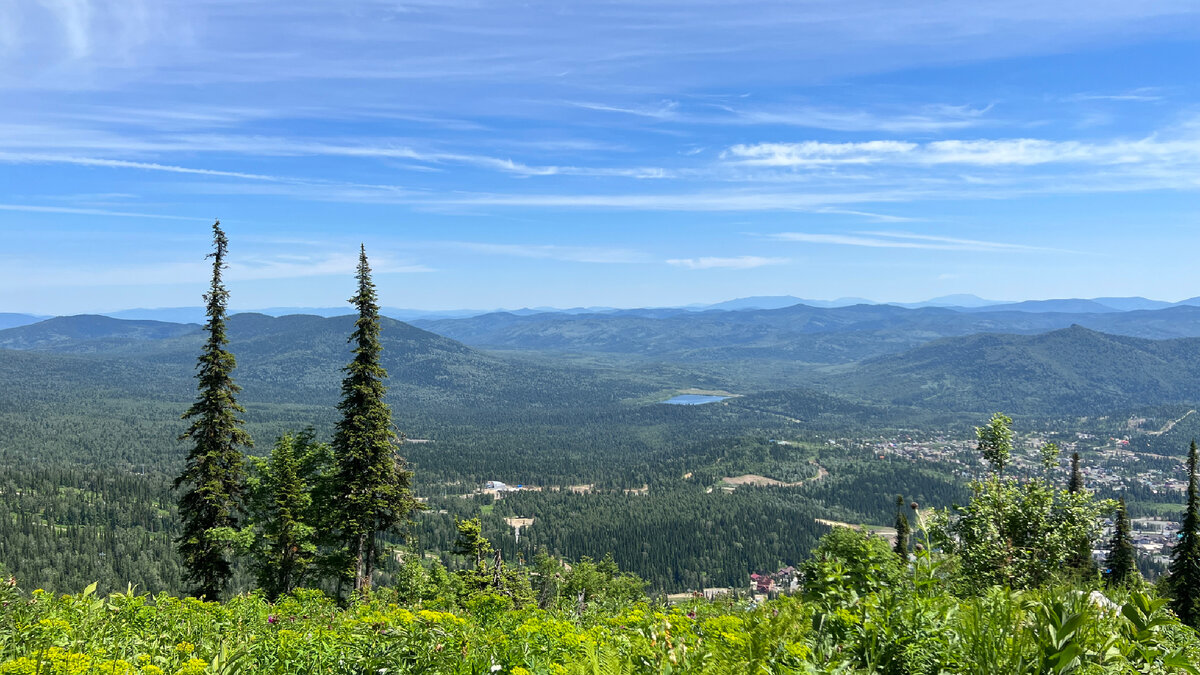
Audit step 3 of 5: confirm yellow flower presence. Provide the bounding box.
[173,642,195,655]
[174,658,208,675]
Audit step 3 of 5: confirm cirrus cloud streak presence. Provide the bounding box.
[666,256,789,270]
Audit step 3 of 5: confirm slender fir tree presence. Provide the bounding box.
[893,495,910,559]
[1168,440,1200,626]
[329,245,415,593]
[1105,497,1138,587]
[1069,452,1084,494]
[244,432,321,600]
[176,220,251,599]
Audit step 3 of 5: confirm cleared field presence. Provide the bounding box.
[722,474,803,487]
[721,464,826,488]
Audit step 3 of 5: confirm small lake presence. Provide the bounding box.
[661,394,731,405]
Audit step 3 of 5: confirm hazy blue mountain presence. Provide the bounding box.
[893,294,1002,308]
[704,296,881,310]
[826,325,1200,414]
[961,298,1121,314]
[0,313,45,330]
[1092,297,1173,311]
[704,296,807,310]
[0,315,201,352]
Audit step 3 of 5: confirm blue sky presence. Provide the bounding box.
[3,1,1200,314]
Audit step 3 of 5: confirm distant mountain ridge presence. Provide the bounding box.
[0,315,200,352]
[16,299,1200,369]
[73,294,1200,325]
[8,311,1200,417]
[411,303,1200,364]
[0,313,46,330]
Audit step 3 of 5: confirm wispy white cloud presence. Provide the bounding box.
[1063,88,1165,103]
[53,105,280,130]
[0,128,672,179]
[814,208,918,223]
[0,202,204,220]
[569,99,993,132]
[567,100,680,120]
[857,231,1059,252]
[766,231,1059,253]
[422,189,914,211]
[724,141,918,166]
[725,135,1200,168]
[666,256,789,270]
[443,241,648,264]
[0,152,284,181]
[723,103,994,132]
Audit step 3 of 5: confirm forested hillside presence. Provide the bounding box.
[828,326,1200,414]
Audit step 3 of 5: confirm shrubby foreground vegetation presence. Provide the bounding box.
[4,523,1200,674]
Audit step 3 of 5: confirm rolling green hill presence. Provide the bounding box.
[826,325,1200,414]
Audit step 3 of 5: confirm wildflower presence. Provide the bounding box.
[176,657,209,675]
[267,615,278,624]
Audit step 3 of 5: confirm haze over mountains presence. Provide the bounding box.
[6,294,1197,331]
[8,295,1200,417]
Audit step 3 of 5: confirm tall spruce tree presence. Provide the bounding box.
[1168,440,1200,626]
[1069,452,1084,493]
[330,246,415,593]
[893,495,910,559]
[176,220,251,599]
[1105,497,1138,587]
[243,432,322,600]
